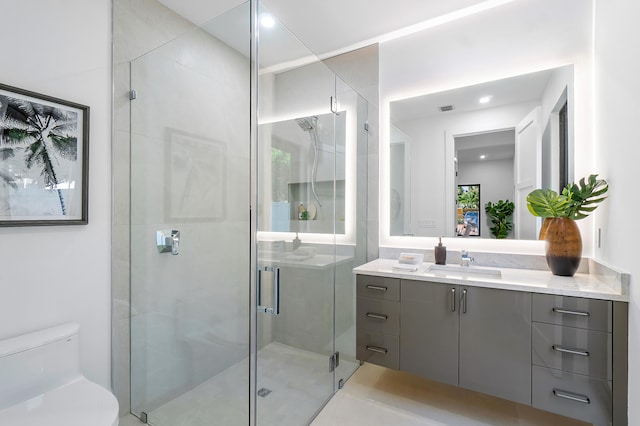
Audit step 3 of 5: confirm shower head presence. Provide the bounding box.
[294,115,322,207]
[295,116,317,132]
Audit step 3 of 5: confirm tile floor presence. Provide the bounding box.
[311,363,590,426]
[120,361,590,426]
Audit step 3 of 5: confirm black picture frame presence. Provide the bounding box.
[456,184,480,237]
[0,83,89,226]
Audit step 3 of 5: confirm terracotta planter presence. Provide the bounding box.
[544,217,582,276]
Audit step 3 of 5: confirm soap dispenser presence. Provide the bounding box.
[434,237,446,265]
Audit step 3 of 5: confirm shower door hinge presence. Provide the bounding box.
[364,121,369,132]
[329,351,340,372]
[140,411,148,423]
[129,90,137,100]
[330,96,338,114]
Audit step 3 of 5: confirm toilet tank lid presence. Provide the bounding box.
[0,323,79,358]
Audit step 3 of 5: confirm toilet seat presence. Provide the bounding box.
[0,376,118,426]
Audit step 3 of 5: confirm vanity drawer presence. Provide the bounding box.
[356,297,400,335]
[533,294,612,332]
[357,275,400,301]
[356,330,399,369]
[532,322,612,380]
[532,365,612,426]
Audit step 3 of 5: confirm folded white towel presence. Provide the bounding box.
[392,263,420,272]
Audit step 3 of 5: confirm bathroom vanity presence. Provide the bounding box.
[354,259,629,426]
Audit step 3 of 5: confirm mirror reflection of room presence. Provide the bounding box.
[389,65,573,240]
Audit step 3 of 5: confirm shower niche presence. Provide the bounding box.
[287,180,345,234]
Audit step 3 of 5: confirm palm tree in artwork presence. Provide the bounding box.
[0,97,78,215]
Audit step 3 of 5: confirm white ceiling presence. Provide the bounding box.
[390,67,561,123]
[456,130,515,164]
[158,0,500,58]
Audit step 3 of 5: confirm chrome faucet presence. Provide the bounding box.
[460,250,474,267]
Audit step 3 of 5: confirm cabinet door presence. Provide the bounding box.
[400,280,459,386]
[459,287,532,405]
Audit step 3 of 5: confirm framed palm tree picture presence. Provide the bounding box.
[0,83,89,226]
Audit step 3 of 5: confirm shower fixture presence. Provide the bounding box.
[295,116,322,207]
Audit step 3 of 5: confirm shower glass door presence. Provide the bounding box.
[254,4,339,424]
[254,3,367,422]
[130,3,251,425]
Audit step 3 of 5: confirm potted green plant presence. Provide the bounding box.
[485,199,515,239]
[526,174,608,276]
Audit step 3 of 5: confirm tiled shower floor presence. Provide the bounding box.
[126,342,357,426]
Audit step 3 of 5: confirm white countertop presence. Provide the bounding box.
[354,258,629,302]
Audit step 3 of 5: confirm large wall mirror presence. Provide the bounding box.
[390,65,574,240]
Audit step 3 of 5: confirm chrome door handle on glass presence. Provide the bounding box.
[258,266,281,315]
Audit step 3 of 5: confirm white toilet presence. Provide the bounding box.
[0,323,119,426]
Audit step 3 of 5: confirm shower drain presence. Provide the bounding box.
[257,388,272,397]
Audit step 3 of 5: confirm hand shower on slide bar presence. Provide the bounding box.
[295,116,322,207]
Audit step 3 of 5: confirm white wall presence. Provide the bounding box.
[593,0,640,422]
[0,1,112,387]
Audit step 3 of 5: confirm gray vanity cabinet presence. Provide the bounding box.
[400,280,531,405]
[530,294,628,426]
[356,273,627,425]
[400,280,459,386]
[458,286,532,405]
[356,275,401,369]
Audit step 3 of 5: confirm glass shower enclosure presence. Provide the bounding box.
[128,1,367,425]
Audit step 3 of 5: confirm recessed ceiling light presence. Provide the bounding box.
[479,96,492,104]
[480,155,487,159]
[261,15,275,28]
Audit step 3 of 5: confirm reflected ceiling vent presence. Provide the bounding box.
[439,105,455,112]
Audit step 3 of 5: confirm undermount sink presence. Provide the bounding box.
[427,264,502,278]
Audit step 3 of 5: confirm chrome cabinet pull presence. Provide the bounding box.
[451,288,456,312]
[366,312,388,320]
[553,389,591,404]
[552,307,590,317]
[365,345,388,354]
[461,289,467,314]
[553,345,589,357]
[366,285,388,292]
